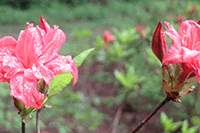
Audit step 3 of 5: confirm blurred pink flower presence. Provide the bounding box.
[0,15,78,109]
[135,25,148,38]
[103,31,115,44]
[174,15,185,24]
[189,4,196,14]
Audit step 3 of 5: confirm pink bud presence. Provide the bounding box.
[151,21,168,62]
[103,31,115,44]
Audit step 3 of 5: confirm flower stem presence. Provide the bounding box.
[36,109,41,133]
[22,120,25,133]
[131,97,172,133]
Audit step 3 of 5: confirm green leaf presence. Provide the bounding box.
[114,69,129,89]
[187,126,199,133]
[160,112,168,124]
[121,48,135,58]
[73,48,95,68]
[95,36,104,48]
[59,126,67,133]
[182,120,189,133]
[126,66,135,80]
[191,116,200,125]
[49,72,73,97]
[160,112,171,131]
[170,121,182,132]
[48,48,94,97]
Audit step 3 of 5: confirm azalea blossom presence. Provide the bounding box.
[0,16,78,109]
[151,20,200,100]
[162,20,200,81]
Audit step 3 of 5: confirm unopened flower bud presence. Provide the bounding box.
[37,79,49,96]
[151,21,167,62]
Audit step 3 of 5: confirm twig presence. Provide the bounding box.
[131,97,172,133]
[111,106,123,133]
[22,120,25,133]
[36,109,41,133]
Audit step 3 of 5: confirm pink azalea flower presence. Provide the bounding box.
[0,15,78,109]
[151,20,200,100]
[162,20,200,81]
[103,31,115,44]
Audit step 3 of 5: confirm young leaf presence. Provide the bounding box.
[187,126,199,133]
[160,112,171,131]
[170,121,182,132]
[114,69,129,88]
[126,66,135,80]
[182,120,189,133]
[160,112,168,124]
[191,116,200,125]
[121,48,135,58]
[49,72,73,97]
[48,48,94,97]
[73,48,95,68]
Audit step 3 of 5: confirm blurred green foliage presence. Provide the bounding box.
[160,112,182,133]
[160,112,199,133]
[0,0,199,26]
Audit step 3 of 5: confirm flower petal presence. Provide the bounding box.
[44,55,78,85]
[32,63,54,84]
[10,73,44,109]
[15,24,43,68]
[0,62,8,82]
[178,63,194,81]
[38,27,66,63]
[40,15,51,33]
[1,55,24,79]
[178,20,200,49]
[189,61,200,83]
[0,36,16,55]
[164,22,181,46]
[162,45,200,65]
